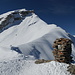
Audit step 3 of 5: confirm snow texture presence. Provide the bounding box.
[0,59,71,75]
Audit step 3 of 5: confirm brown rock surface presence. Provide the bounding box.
[53,38,73,63]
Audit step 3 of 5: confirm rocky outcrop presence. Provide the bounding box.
[35,59,52,64]
[0,9,34,31]
[67,64,75,75]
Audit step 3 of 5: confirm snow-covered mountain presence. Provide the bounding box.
[0,9,75,75]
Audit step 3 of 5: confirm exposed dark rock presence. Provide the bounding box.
[67,64,75,75]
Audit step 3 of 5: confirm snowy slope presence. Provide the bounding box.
[0,9,74,60]
[0,9,75,75]
[0,59,71,75]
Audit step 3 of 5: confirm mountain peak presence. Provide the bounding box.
[0,9,75,75]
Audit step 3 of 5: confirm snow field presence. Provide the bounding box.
[0,59,71,75]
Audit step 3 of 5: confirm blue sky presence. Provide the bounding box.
[0,0,75,35]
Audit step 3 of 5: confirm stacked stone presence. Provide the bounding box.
[53,38,73,63]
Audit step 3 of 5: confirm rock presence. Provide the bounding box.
[53,38,73,63]
[0,10,34,31]
[35,59,52,64]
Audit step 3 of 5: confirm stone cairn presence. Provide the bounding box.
[53,38,73,63]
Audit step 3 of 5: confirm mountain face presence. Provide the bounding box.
[0,9,75,75]
[0,9,75,60]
